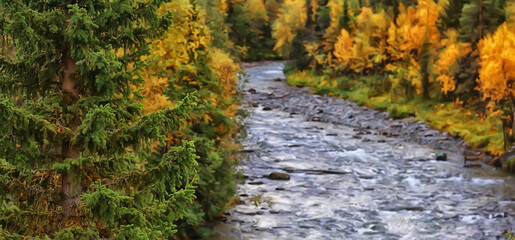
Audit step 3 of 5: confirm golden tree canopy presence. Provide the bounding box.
[272,0,307,56]
[334,28,353,66]
[478,23,515,104]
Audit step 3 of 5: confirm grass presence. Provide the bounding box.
[287,70,504,156]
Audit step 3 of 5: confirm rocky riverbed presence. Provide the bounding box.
[212,62,515,239]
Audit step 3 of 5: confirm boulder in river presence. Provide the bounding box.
[436,152,447,161]
[263,106,272,111]
[267,172,290,180]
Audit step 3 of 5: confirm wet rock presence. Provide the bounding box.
[283,167,295,173]
[248,88,257,94]
[387,206,425,212]
[267,172,290,180]
[377,139,386,143]
[248,181,264,185]
[320,169,350,175]
[240,148,259,153]
[219,62,512,239]
[371,224,386,231]
[273,78,284,82]
[263,106,272,111]
[464,162,482,168]
[358,175,374,179]
[288,144,302,147]
[248,101,259,107]
[436,152,447,161]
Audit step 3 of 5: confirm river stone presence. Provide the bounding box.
[267,172,290,180]
[436,152,447,161]
[263,106,272,111]
[248,88,257,94]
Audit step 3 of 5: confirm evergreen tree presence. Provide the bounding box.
[0,1,198,238]
[439,0,468,31]
[142,1,241,237]
[455,0,504,99]
[339,0,352,31]
[459,0,504,44]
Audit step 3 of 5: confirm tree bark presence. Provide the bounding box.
[60,10,81,226]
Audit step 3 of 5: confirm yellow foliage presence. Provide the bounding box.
[210,49,241,101]
[304,41,320,58]
[323,0,352,52]
[141,0,219,114]
[416,0,442,45]
[350,32,375,72]
[385,2,441,92]
[347,7,391,73]
[272,0,307,56]
[245,0,269,28]
[265,0,282,20]
[310,0,319,22]
[334,29,353,66]
[435,29,471,94]
[219,0,229,13]
[478,23,515,104]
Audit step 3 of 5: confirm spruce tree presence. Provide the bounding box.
[459,0,504,44]
[456,0,504,99]
[0,1,198,238]
[439,0,468,31]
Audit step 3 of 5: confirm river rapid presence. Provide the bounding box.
[212,62,515,239]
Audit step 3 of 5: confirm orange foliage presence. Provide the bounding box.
[436,30,471,94]
[478,23,515,104]
[333,29,353,67]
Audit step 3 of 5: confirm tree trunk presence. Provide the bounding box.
[61,48,81,225]
[60,10,81,226]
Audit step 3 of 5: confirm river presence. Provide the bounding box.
[211,62,515,239]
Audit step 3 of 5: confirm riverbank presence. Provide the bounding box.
[212,61,515,239]
[286,71,506,165]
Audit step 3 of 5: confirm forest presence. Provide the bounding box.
[0,0,514,239]
[229,0,515,159]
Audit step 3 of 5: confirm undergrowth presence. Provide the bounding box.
[287,71,504,155]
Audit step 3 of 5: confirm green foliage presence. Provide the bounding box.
[459,0,504,44]
[54,227,99,240]
[141,1,242,237]
[439,0,468,30]
[506,231,515,240]
[288,71,505,155]
[0,0,200,238]
[227,1,278,60]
